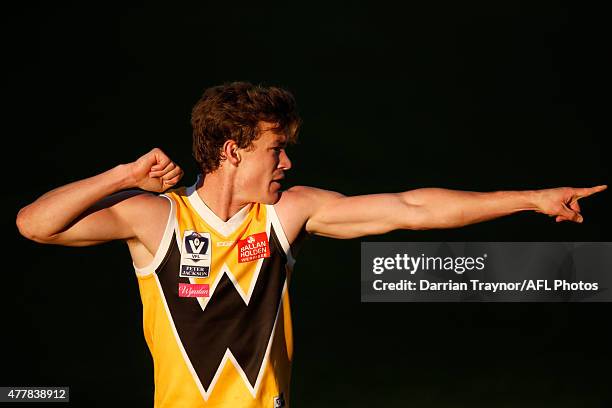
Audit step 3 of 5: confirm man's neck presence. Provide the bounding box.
[195,172,249,222]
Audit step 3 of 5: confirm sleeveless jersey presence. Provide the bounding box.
[133,178,295,407]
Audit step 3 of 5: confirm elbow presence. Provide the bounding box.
[398,205,434,231]
[16,207,37,241]
[400,204,463,231]
[396,194,434,231]
[16,207,53,243]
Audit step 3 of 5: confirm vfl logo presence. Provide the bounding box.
[186,232,209,256]
[180,231,211,278]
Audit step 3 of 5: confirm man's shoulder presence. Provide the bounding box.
[274,185,344,222]
[271,187,318,245]
[272,186,345,245]
[275,185,321,213]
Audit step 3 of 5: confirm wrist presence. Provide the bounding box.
[111,163,138,190]
[521,189,541,212]
[496,190,540,213]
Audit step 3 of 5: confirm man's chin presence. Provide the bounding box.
[261,190,282,205]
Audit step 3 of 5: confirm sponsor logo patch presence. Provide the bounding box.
[238,232,270,263]
[178,283,210,298]
[181,265,210,278]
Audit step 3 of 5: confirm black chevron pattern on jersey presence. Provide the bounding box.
[156,227,287,391]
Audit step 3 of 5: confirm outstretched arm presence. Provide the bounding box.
[289,185,607,239]
[16,148,183,246]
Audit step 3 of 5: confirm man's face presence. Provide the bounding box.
[235,122,292,204]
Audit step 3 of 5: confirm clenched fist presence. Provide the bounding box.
[533,185,607,223]
[128,148,184,192]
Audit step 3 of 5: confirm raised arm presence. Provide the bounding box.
[285,184,607,240]
[16,148,183,247]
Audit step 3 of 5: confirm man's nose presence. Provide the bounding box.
[279,149,292,170]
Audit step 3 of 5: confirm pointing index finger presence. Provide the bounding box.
[578,185,607,198]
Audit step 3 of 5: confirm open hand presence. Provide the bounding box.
[129,148,184,192]
[533,185,607,223]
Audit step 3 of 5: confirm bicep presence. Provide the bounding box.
[306,192,425,239]
[43,191,160,247]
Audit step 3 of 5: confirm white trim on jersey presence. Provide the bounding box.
[266,204,296,269]
[133,195,176,277]
[186,175,252,237]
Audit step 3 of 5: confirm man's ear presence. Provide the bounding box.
[222,140,241,165]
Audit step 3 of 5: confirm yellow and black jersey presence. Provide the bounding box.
[133,176,294,408]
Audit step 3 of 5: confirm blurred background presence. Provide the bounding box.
[4,1,610,406]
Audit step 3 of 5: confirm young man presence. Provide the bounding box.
[16,82,606,407]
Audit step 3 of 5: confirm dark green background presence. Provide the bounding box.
[4,1,611,406]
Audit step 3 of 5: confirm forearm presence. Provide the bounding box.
[17,164,135,239]
[401,188,539,229]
